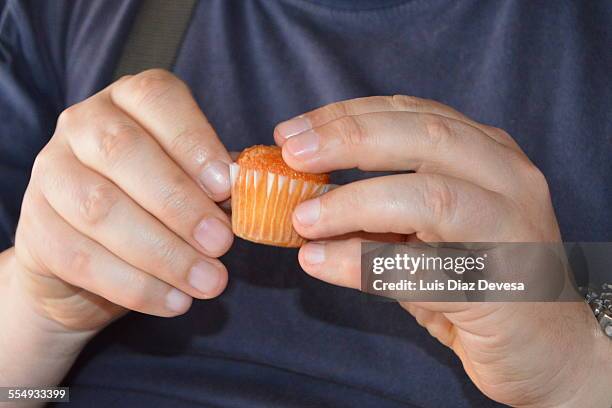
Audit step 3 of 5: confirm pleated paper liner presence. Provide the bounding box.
[230,163,332,247]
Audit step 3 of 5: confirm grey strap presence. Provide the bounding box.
[112,0,197,80]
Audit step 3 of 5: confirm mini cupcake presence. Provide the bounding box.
[230,145,330,247]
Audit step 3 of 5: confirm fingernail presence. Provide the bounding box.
[276,116,311,139]
[303,242,325,264]
[285,129,319,158]
[194,217,233,254]
[294,198,320,226]
[200,160,230,197]
[166,288,192,313]
[188,260,222,295]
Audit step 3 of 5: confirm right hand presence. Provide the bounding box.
[11,69,234,334]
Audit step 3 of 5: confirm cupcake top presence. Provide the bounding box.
[237,145,329,184]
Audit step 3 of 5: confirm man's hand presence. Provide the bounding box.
[10,68,234,333]
[275,96,612,407]
[0,69,235,397]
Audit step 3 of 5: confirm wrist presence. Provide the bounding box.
[568,328,612,408]
[0,248,94,387]
[555,311,612,408]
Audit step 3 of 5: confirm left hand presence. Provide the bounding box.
[274,96,612,408]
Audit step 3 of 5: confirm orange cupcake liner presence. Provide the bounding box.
[230,163,331,247]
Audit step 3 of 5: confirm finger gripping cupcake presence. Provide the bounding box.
[230,145,330,247]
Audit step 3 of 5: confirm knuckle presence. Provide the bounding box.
[421,177,457,223]
[420,113,454,149]
[78,182,119,225]
[95,122,143,165]
[157,175,193,221]
[30,149,64,192]
[317,187,333,209]
[488,126,509,139]
[320,186,361,226]
[345,188,364,215]
[114,74,133,85]
[30,150,51,179]
[140,68,175,81]
[325,100,351,118]
[336,115,368,148]
[339,238,361,273]
[308,101,349,125]
[151,236,182,273]
[122,279,151,311]
[127,69,184,106]
[390,94,423,111]
[62,246,92,280]
[168,127,203,157]
[56,104,81,129]
[487,126,514,144]
[522,161,550,194]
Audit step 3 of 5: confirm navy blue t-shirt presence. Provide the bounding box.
[1,1,611,407]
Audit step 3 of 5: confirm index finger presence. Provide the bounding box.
[110,69,232,201]
[275,95,520,151]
